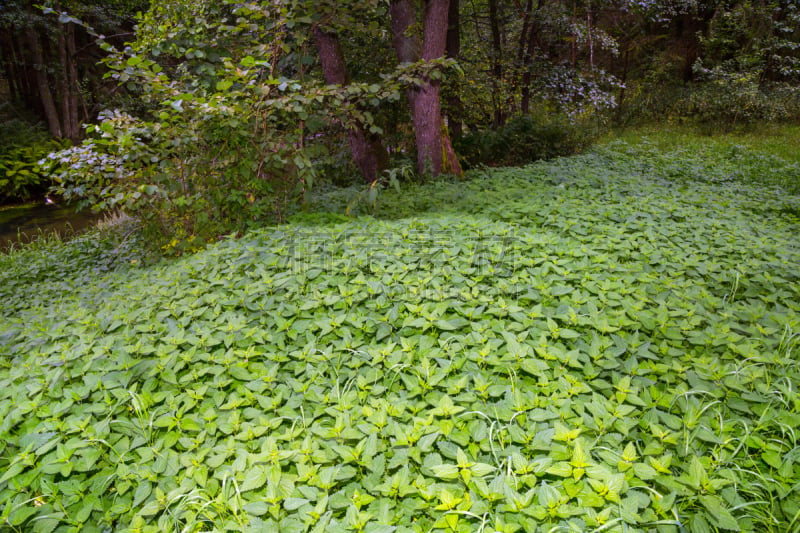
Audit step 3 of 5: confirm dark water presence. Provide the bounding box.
[0,203,100,251]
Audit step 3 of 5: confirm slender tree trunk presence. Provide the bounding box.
[313,26,389,182]
[516,0,534,66]
[65,22,80,140]
[520,0,543,115]
[57,21,80,141]
[391,0,462,177]
[445,0,463,138]
[587,4,594,69]
[13,35,34,105]
[488,0,504,126]
[616,47,630,119]
[520,17,537,114]
[25,28,62,138]
[512,0,534,115]
[1,35,18,101]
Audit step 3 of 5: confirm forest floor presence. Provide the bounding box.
[1,128,799,532]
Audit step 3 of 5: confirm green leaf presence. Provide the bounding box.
[431,464,460,480]
[241,466,268,492]
[470,463,496,477]
[133,481,152,507]
[632,462,658,480]
[700,495,741,531]
[216,79,234,92]
[284,498,310,510]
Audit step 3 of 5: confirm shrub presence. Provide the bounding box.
[454,115,593,169]
[44,100,316,255]
[0,121,65,204]
[41,1,323,254]
[680,72,800,126]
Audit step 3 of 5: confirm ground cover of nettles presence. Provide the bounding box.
[1,140,799,533]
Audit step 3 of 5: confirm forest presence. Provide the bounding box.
[1,1,799,532]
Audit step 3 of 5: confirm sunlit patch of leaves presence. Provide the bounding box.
[1,142,799,532]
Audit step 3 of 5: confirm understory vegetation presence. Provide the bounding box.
[1,139,799,532]
[0,120,65,205]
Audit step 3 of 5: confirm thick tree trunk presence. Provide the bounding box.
[390,0,419,64]
[26,29,62,138]
[313,27,389,182]
[391,0,462,177]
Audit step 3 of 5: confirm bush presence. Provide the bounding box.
[681,74,800,127]
[454,115,593,169]
[44,101,316,255]
[0,121,65,204]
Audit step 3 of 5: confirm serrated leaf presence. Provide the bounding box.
[431,464,460,479]
[632,462,658,480]
[241,466,268,492]
[284,497,310,510]
[244,501,269,516]
[700,495,741,531]
[470,462,496,477]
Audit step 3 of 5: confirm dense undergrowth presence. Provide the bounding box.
[0,120,65,205]
[1,139,799,532]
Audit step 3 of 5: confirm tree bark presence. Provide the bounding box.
[520,0,544,115]
[445,0,463,138]
[313,26,389,182]
[25,28,62,138]
[390,0,462,177]
[488,0,505,126]
[0,34,19,101]
[59,21,80,141]
[65,22,80,140]
[390,0,419,64]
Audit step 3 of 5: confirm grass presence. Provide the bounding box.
[0,128,799,532]
[609,123,800,163]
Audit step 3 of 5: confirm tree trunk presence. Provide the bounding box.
[512,0,534,115]
[390,0,462,177]
[25,28,62,138]
[313,26,389,182]
[520,0,544,115]
[445,0,463,138]
[0,34,19,101]
[65,22,80,140]
[57,21,80,141]
[488,0,505,126]
[390,0,419,64]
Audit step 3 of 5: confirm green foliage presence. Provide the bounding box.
[2,139,799,532]
[454,115,593,169]
[42,2,324,254]
[681,75,800,126]
[41,0,445,252]
[697,1,800,84]
[623,1,800,127]
[0,215,149,316]
[0,122,65,204]
[608,123,800,193]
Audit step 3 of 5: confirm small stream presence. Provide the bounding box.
[0,203,101,252]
